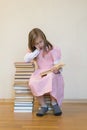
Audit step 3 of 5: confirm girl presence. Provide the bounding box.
[24,28,64,116]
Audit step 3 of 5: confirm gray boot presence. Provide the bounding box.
[36,107,48,116]
[52,104,62,116]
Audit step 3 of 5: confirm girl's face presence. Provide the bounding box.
[34,37,44,50]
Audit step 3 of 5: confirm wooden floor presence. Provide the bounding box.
[0,102,87,130]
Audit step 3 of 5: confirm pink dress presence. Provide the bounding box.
[29,47,64,106]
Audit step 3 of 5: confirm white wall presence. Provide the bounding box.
[0,0,87,99]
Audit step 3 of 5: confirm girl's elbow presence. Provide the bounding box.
[24,57,30,63]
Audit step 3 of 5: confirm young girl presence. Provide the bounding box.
[24,28,64,116]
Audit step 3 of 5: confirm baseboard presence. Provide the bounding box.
[0,99,87,103]
[63,99,87,103]
[0,99,14,103]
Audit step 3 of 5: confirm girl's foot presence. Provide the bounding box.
[52,104,62,116]
[36,107,48,116]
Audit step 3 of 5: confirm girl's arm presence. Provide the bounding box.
[24,49,40,63]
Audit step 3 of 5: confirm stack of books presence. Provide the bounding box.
[13,62,35,112]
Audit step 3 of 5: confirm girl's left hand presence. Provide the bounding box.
[51,67,60,74]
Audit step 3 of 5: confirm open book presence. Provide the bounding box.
[40,62,65,77]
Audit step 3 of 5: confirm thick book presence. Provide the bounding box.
[14,81,29,85]
[14,109,32,112]
[14,101,33,104]
[15,96,33,99]
[15,67,35,71]
[14,86,29,89]
[14,62,34,66]
[13,81,28,86]
[14,103,33,106]
[15,93,33,97]
[14,74,32,79]
[15,71,34,74]
[14,78,30,82]
[14,106,33,109]
[14,98,34,102]
[15,90,30,93]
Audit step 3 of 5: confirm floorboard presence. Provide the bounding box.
[0,102,87,130]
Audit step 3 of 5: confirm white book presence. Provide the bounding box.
[14,109,32,112]
[14,86,29,90]
[15,90,30,93]
[14,101,33,104]
[15,95,33,98]
[15,103,33,107]
[14,107,32,110]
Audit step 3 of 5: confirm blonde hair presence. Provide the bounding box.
[28,28,53,52]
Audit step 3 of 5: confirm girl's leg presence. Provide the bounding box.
[50,95,58,105]
[37,95,47,107]
[36,95,48,116]
[50,95,62,116]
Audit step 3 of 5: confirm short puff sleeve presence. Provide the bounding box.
[50,47,61,65]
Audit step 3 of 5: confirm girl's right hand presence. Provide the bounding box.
[35,45,40,51]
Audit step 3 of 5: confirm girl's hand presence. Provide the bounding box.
[51,67,61,74]
[35,45,40,51]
